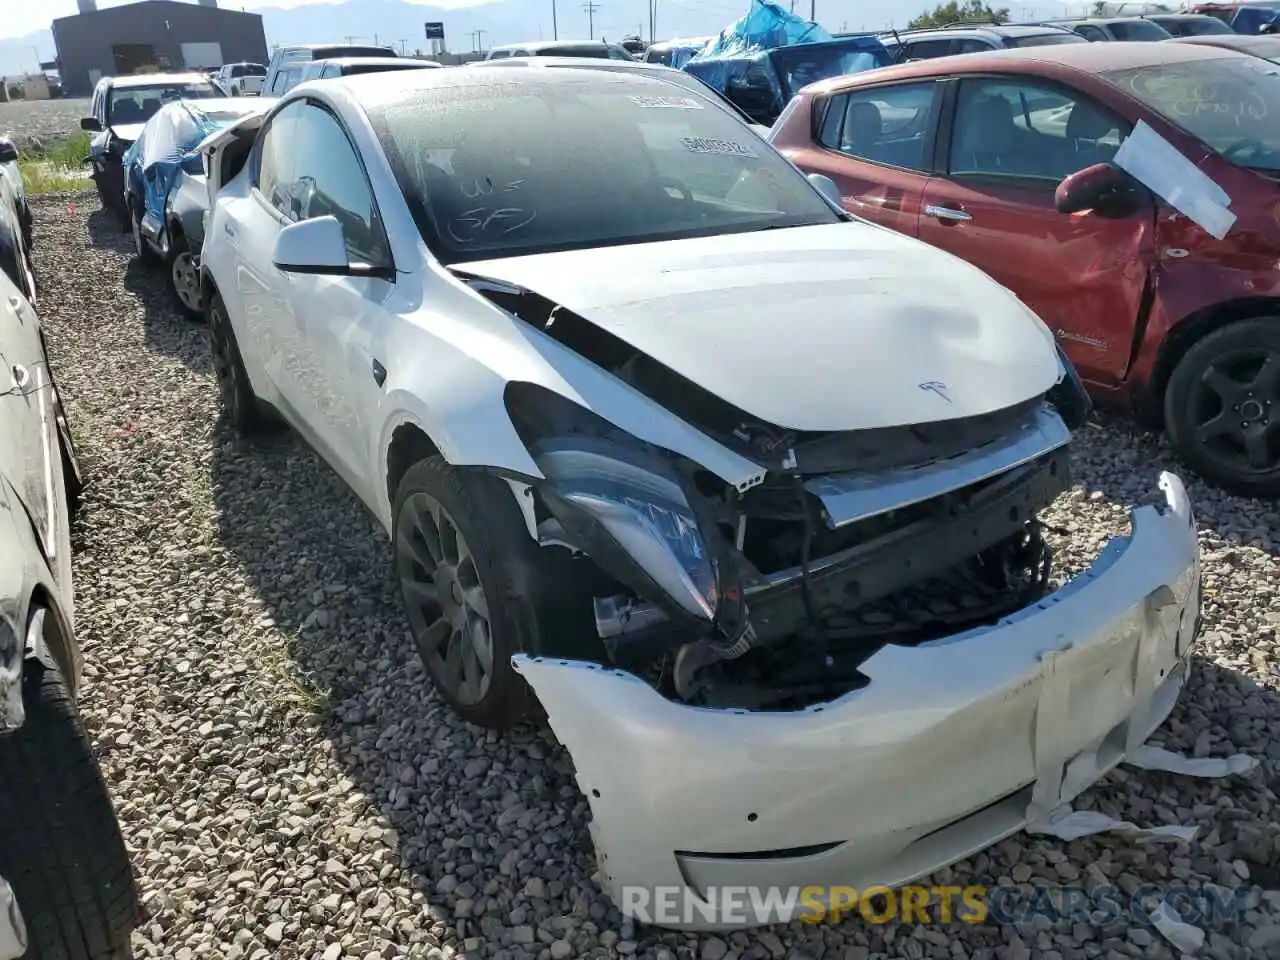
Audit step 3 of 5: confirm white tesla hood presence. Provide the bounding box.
[461,221,1062,432]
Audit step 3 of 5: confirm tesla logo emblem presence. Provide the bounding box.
[919,381,953,404]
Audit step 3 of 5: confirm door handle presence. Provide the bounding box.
[9,364,30,392]
[7,295,23,313]
[223,222,236,238]
[925,204,971,222]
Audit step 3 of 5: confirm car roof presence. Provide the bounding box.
[491,55,680,72]
[1173,33,1280,53]
[887,23,1079,39]
[332,62,686,105]
[110,72,213,88]
[1051,17,1155,25]
[1143,12,1222,19]
[313,57,424,68]
[808,36,1243,93]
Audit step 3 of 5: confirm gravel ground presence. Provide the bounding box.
[0,97,90,146]
[29,191,1280,960]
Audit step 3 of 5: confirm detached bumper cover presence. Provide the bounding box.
[512,472,1201,930]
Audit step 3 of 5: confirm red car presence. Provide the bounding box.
[771,42,1280,496]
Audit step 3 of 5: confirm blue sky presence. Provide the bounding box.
[5,0,491,41]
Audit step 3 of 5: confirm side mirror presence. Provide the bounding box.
[181,153,204,175]
[80,116,102,132]
[273,216,350,274]
[0,140,17,164]
[806,172,844,209]
[1055,162,1140,217]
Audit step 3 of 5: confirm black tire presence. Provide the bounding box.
[53,389,83,515]
[392,457,543,730]
[207,292,269,433]
[0,650,139,960]
[127,203,155,264]
[165,233,202,320]
[1164,317,1280,498]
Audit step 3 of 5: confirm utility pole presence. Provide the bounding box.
[470,29,486,51]
[552,0,558,39]
[397,39,408,55]
[810,0,815,21]
[583,0,600,39]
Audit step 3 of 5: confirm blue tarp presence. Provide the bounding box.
[681,3,889,123]
[691,0,832,61]
[123,99,263,228]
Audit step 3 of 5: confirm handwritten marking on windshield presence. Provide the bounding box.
[446,208,538,244]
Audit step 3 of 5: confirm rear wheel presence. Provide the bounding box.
[166,233,202,319]
[128,202,155,264]
[1165,318,1280,498]
[0,624,140,960]
[208,292,269,433]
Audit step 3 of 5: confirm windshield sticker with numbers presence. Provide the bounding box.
[679,136,759,158]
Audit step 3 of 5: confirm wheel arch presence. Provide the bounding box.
[385,421,442,508]
[23,583,80,697]
[382,418,539,541]
[1150,297,1280,421]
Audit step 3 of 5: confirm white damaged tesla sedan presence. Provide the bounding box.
[199,66,1202,929]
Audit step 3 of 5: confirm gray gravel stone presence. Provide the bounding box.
[27,184,1280,960]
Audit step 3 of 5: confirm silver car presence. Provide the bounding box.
[0,270,139,958]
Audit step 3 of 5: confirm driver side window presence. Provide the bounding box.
[948,77,1130,183]
[287,104,391,267]
[254,101,302,216]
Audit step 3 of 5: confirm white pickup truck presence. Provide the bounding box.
[214,62,266,96]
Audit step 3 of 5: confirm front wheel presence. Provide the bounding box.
[392,457,542,730]
[0,643,140,960]
[1164,317,1280,498]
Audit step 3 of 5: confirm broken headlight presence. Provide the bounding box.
[535,438,720,622]
[1048,343,1091,431]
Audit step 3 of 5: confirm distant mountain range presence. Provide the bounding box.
[0,0,1175,80]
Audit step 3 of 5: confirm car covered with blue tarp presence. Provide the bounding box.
[122,97,271,316]
[682,0,892,126]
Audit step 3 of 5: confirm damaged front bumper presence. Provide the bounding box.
[513,472,1201,931]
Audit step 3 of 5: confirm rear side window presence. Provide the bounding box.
[816,82,939,171]
[955,37,997,53]
[1073,24,1108,41]
[1107,19,1171,40]
[1006,31,1087,47]
[904,39,956,59]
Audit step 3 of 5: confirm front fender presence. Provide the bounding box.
[371,266,768,530]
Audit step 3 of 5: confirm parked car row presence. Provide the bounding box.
[89,58,1206,931]
[0,177,140,955]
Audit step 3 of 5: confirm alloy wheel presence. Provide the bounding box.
[1188,348,1280,476]
[171,253,201,313]
[396,492,495,706]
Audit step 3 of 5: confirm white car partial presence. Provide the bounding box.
[198,66,1202,930]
